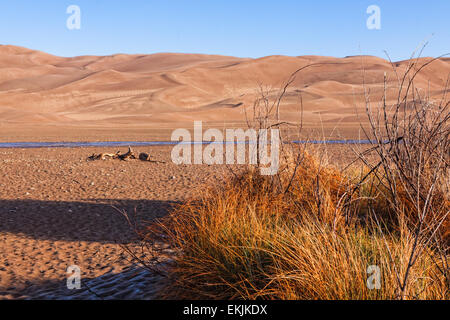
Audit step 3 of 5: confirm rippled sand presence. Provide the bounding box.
[0,146,230,299]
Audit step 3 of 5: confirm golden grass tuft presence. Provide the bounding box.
[145,151,448,300]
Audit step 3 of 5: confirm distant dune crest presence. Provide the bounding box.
[0,45,448,127]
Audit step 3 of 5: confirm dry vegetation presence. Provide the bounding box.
[128,53,449,300]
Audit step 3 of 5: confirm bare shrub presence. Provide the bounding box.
[356,51,449,299]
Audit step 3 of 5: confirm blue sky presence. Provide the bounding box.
[0,0,448,60]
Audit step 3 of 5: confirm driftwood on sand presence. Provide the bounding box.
[117,147,137,161]
[139,152,151,161]
[87,147,166,163]
[87,146,135,161]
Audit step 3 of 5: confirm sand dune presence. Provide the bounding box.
[0,45,448,141]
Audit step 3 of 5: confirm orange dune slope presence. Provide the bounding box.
[0,45,448,139]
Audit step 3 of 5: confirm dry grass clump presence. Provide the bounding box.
[143,151,447,300]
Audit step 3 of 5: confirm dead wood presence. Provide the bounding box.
[117,146,137,161]
[139,152,166,163]
[139,152,151,161]
[86,147,165,163]
[87,152,117,161]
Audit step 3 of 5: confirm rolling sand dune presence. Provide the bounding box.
[0,45,448,141]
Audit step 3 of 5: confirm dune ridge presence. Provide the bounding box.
[0,45,448,141]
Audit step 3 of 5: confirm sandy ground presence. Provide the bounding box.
[0,145,233,299]
[0,144,365,300]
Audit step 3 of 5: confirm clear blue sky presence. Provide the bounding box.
[0,0,448,60]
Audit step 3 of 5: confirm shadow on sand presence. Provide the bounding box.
[0,198,176,299]
[0,198,177,243]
